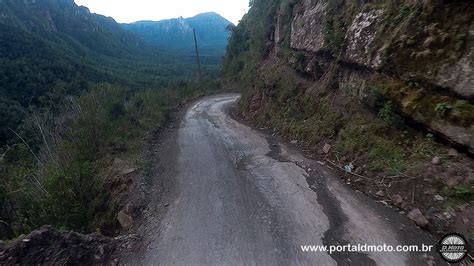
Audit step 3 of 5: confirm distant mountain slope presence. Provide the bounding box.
[122,12,233,52]
[0,0,142,58]
[0,0,135,142]
[0,0,220,144]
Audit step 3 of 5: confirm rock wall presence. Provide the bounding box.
[225,0,474,238]
[290,0,328,52]
[281,0,474,153]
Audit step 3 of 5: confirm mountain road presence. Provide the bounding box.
[137,94,439,265]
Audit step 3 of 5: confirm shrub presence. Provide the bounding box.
[1,80,211,237]
[434,102,452,116]
[378,101,404,128]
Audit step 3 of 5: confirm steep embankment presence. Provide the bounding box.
[223,0,473,236]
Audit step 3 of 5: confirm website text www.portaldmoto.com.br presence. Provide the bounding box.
[301,244,434,254]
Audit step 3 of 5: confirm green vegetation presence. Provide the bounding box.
[230,58,446,181]
[324,19,347,56]
[334,117,439,176]
[378,101,404,128]
[1,81,219,238]
[434,102,452,116]
[222,0,281,90]
[0,0,222,146]
[0,0,226,239]
[379,1,472,77]
[412,134,438,159]
[443,185,472,200]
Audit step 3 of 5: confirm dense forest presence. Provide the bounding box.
[0,0,224,239]
[0,0,223,146]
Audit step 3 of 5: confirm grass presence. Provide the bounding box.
[334,118,408,175]
[240,65,452,180]
[367,142,407,175]
[443,185,472,200]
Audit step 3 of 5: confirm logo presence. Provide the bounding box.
[437,233,470,263]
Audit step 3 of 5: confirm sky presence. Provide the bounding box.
[74,0,249,24]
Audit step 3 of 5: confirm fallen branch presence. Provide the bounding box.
[0,144,17,162]
[6,188,25,196]
[390,176,417,184]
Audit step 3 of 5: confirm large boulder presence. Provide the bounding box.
[0,226,116,264]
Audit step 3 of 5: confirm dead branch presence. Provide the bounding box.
[8,128,41,163]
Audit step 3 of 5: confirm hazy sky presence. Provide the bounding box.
[74,0,249,24]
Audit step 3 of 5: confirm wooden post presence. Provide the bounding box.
[193,28,203,83]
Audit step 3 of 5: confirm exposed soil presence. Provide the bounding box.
[112,105,184,263]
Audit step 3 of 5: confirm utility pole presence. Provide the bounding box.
[193,28,203,83]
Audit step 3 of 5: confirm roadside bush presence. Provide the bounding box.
[434,102,451,116]
[1,84,131,233]
[1,80,215,238]
[68,84,129,161]
[378,101,405,128]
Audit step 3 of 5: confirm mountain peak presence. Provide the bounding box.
[188,12,232,25]
[193,12,219,17]
[122,12,232,51]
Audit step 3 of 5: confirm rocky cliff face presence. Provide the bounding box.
[223,0,473,235]
[225,0,473,153]
[284,0,473,153]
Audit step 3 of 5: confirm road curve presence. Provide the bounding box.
[142,94,438,265]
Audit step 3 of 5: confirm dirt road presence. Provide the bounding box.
[136,94,439,265]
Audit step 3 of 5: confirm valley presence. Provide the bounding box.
[0,0,226,242]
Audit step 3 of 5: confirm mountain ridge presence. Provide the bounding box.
[121,12,233,52]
